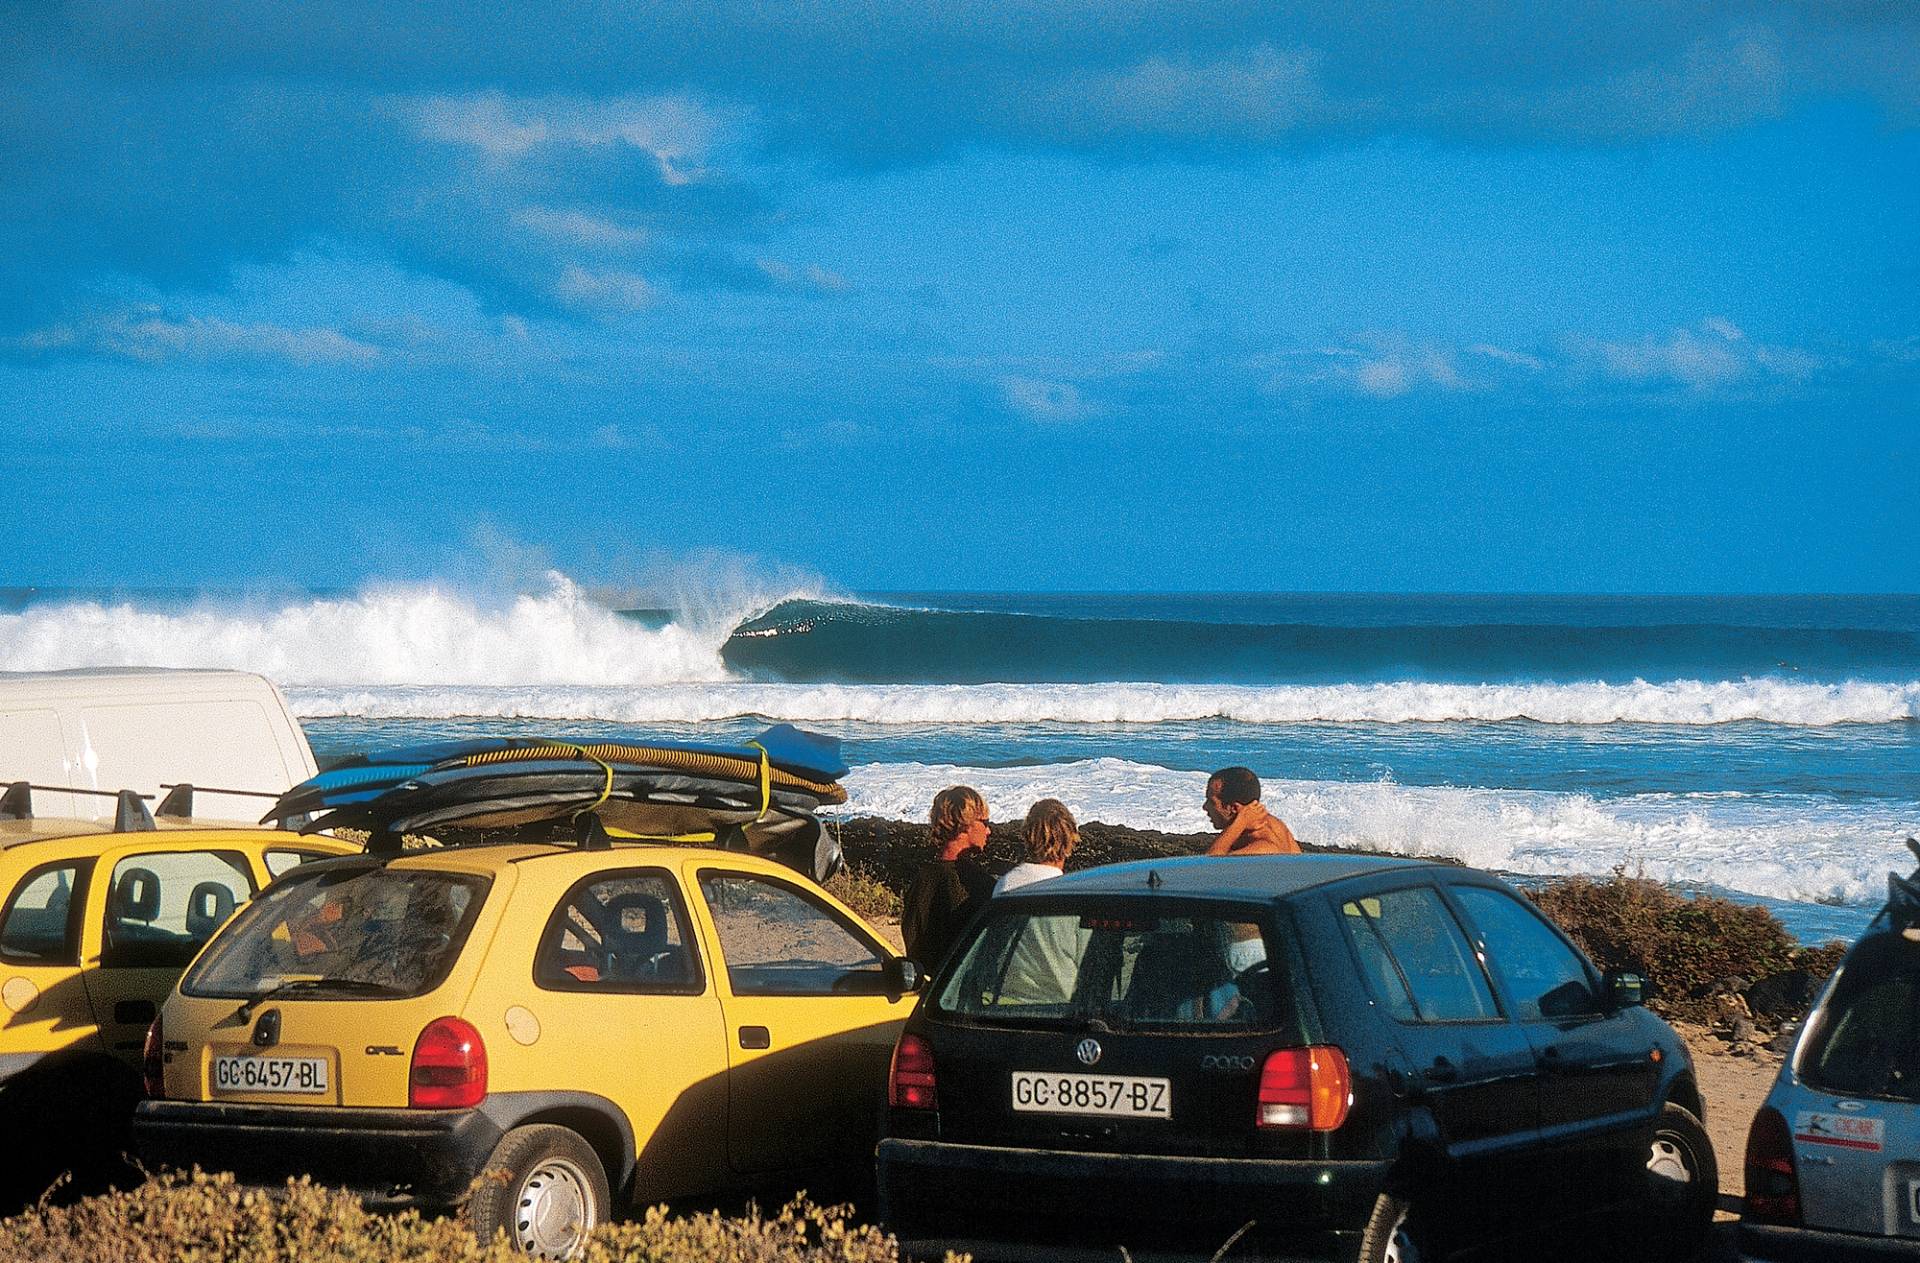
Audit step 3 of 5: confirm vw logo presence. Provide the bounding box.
[1075,1037,1102,1066]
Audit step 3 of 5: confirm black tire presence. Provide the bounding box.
[1356,1192,1432,1263]
[1641,1102,1717,1263]
[467,1124,610,1259]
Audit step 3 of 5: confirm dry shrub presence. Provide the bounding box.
[0,1171,953,1263]
[1529,871,1799,1023]
[825,867,903,923]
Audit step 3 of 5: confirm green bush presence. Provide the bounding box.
[1529,871,1800,1023]
[0,1172,947,1263]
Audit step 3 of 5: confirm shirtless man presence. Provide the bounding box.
[1202,766,1301,855]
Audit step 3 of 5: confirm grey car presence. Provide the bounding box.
[1740,840,1920,1260]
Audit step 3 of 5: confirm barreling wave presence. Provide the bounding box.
[837,757,1919,912]
[725,598,1920,685]
[281,678,1920,726]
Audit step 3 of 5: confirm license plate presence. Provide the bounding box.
[212,1055,330,1095]
[1011,1071,1170,1118]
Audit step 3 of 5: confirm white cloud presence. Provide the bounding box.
[1001,375,1099,423]
[1037,44,1341,142]
[552,264,657,317]
[515,207,651,251]
[756,258,852,293]
[16,309,380,366]
[397,91,732,183]
[1468,343,1547,371]
[1571,317,1816,391]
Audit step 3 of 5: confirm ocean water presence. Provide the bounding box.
[4,578,1916,945]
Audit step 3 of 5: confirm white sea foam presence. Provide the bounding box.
[0,574,747,687]
[273,679,1920,726]
[834,758,1920,911]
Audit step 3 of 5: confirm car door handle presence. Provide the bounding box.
[1424,1056,1460,1084]
[1537,1045,1564,1073]
[115,999,157,1025]
[738,1025,771,1050]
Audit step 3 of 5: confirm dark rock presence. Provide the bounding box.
[1746,969,1819,1023]
[1731,1017,1757,1044]
[1767,1024,1800,1055]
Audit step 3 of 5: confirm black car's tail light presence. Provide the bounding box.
[1257,1045,1350,1130]
[141,1015,165,1099]
[1743,1106,1801,1225]
[410,1016,488,1109]
[889,1032,937,1110]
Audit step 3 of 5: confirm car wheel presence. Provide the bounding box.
[468,1124,610,1259]
[1357,1193,1431,1263]
[1641,1102,1717,1262]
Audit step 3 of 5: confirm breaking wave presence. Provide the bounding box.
[279,678,1920,726]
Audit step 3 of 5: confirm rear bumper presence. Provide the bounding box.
[1740,1222,1920,1261]
[133,1099,500,1208]
[876,1137,1387,1261]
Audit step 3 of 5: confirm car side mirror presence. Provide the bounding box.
[884,956,925,997]
[1604,969,1645,1009]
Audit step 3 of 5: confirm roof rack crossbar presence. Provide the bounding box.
[15,784,154,800]
[158,783,282,800]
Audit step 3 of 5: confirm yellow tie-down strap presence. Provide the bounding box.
[454,742,846,804]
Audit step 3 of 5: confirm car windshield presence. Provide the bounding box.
[1801,932,1920,1103]
[935,902,1284,1032]
[181,864,490,1000]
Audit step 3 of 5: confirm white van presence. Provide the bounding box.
[0,669,316,824]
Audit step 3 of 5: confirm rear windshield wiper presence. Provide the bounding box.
[236,977,408,1018]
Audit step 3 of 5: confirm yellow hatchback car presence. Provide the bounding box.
[0,785,350,1199]
[134,839,922,1255]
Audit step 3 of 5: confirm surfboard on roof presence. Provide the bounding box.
[263,724,851,880]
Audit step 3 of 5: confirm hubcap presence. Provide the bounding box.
[513,1157,594,1258]
[1383,1206,1422,1263]
[1646,1130,1697,1207]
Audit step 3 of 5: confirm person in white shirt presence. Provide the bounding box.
[993,800,1087,1005]
[994,798,1078,894]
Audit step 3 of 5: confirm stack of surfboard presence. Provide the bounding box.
[264,724,849,879]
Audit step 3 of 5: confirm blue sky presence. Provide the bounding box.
[3,2,1916,592]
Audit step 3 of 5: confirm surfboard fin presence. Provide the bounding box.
[575,812,614,851]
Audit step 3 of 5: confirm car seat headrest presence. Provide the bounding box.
[113,867,161,923]
[186,881,238,939]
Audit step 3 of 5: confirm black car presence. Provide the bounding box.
[876,854,1716,1262]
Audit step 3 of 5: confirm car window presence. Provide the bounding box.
[1454,886,1600,1019]
[697,871,888,996]
[535,870,702,994]
[102,850,255,969]
[265,849,328,879]
[937,906,1283,1031]
[1339,888,1498,1023]
[182,865,489,1000]
[0,861,89,965]
[1801,934,1920,1103]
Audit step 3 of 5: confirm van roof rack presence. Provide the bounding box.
[1,782,156,831]
[1,781,297,833]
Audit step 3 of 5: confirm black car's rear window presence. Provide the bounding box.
[1801,932,1920,1103]
[934,901,1288,1032]
[182,864,490,1001]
